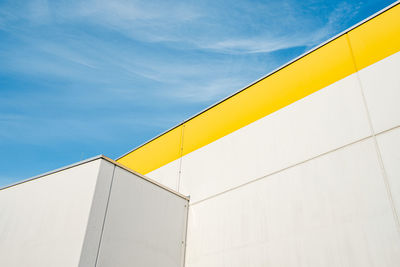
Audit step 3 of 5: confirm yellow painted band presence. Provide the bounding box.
[117,3,400,175]
[182,34,355,156]
[118,125,183,174]
[348,4,400,71]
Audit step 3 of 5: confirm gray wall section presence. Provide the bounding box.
[96,166,189,267]
[96,167,188,267]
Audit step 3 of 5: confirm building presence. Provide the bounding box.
[1,2,400,266]
[117,2,400,266]
[0,156,188,266]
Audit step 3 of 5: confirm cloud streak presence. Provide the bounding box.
[1,0,362,54]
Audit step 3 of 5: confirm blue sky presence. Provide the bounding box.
[0,0,396,187]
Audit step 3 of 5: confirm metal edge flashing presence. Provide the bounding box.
[116,0,400,161]
[0,155,189,201]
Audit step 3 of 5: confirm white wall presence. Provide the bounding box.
[96,166,188,267]
[358,51,400,133]
[143,51,400,266]
[185,139,400,266]
[0,160,101,267]
[0,158,189,267]
[146,158,181,191]
[377,126,400,217]
[79,159,116,267]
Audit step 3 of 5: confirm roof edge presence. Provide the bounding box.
[0,155,189,201]
[0,155,104,191]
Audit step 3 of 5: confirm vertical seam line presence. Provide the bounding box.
[94,165,116,267]
[345,33,400,234]
[181,202,190,267]
[177,124,185,192]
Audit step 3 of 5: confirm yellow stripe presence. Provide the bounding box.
[118,125,183,174]
[183,35,354,155]
[348,4,400,71]
[117,3,400,174]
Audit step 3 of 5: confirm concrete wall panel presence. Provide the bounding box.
[185,139,400,267]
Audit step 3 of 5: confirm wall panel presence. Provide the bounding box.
[0,160,101,267]
[357,52,400,133]
[185,139,400,267]
[377,127,400,217]
[96,167,188,267]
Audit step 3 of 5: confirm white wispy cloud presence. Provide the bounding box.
[2,0,362,54]
[68,0,362,53]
